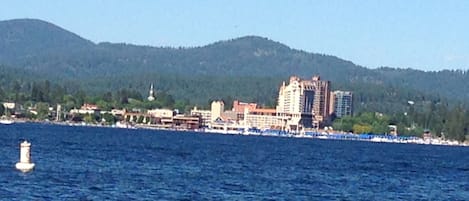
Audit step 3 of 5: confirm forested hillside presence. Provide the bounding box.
[1,18,468,114]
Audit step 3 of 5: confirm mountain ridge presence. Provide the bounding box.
[0,19,94,58]
[0,18,468,111]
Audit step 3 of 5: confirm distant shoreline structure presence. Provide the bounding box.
[16,120,469,148]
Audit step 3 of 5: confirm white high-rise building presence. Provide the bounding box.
[276,75,332,130]
[276,76,315,131]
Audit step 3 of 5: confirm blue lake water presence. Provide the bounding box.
[0,123,468,200]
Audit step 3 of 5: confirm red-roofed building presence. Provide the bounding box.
[232,100,257,113]
[232,100,258,121]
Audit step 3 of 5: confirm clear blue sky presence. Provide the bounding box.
[2,0,469,71]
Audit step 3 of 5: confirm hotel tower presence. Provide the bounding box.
[276,75,331,130]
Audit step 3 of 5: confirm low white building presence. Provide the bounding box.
[70,104,100,115]
[243,108,283,129]
[147,108,175,118]
[3,102,16,110]
[110,109,126,116]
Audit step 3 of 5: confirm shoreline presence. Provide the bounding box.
[11,120,467,148]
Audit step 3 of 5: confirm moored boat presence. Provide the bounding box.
[0,119,14,125]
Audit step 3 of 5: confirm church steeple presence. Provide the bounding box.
[147,83,155,101]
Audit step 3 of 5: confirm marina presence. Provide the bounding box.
[42,120,469,147]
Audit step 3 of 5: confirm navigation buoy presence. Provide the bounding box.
[15,140,35,172]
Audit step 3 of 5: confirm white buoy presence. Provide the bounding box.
[15,140,35,172]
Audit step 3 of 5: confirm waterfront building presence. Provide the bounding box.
[70,103,101,115]
[276,75,331,130]
[211,101,225,122]
[191,100,225,126]
[232,100,257,113]
[147,108,175,118]
[423,129,432,140]
[190,101,227,127]
[276,76,314,130]
[222,110,239,122]
[388,125,397,136]
[2,102,19,117]
[171,114,202,130]
[232,100,258,121]
[123,112,152,124]
[243,108,282,129]
[2,102,16,110]
[331,90,353,118]
[308,76,331,127]
[110,109,126,116]
[190,106,211,126]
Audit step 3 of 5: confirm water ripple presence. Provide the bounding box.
[0,123,468,200]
